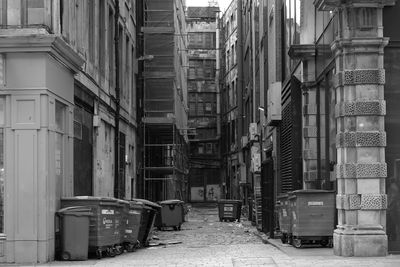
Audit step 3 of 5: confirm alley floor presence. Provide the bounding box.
[32,205,400,267]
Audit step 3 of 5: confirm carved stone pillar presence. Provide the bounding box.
[315,0,396,256]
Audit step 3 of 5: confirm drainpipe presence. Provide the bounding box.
[114,0,121,198]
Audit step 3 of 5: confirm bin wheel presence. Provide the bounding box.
[288,235,293,245]
[293,238,302,248]
[115,245,123,255]
[320,239,329,247]
[96,249,102,259]
[281,233,288,244]
[61,251,70,261]
[126,243,136,252]
[106,247,116,257]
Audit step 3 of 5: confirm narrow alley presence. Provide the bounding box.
[43,205,400,267]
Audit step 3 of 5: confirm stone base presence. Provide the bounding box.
[333,228,387,257]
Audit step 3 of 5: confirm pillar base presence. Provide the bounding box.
[333,228,387,257]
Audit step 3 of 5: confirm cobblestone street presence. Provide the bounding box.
[34,205,400,267]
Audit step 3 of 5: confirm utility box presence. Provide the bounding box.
[267,82,282,126]
[288,190,335,248]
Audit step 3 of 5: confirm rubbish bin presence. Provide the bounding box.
[276,193,291,244]
[116,199,130,254]
[132,198,161,247]
[156,199,184,230]
[288,189,335,248]
[61,196,120,258]
[218,199,242,222]
[123,200,144,252]
[57,206,92,261]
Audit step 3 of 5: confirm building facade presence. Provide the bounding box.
[262,0,400,256]
[0,0,138,263]
[221,0,242,200]
[186,6,222,202]
[140,0,189,202]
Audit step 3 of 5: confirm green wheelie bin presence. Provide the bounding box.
[61,196,121,258]
[218,199,242,222]
[156,199,184,230]
[57,206,92,261]
[133,198,161,247]
[123,200,144,251]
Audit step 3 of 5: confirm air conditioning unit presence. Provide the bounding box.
[267,82,282,126]
[249,123,258,141]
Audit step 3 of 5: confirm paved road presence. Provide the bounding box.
[36,204,400,267]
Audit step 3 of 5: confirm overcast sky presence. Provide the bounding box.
[186,0,232,12]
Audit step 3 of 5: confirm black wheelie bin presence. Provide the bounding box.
[61,196,121,258]
[122,199,144,251]
[57,206,92,261]
[156,199,184,230]
[218,199,242,222]
[133,198,161,247]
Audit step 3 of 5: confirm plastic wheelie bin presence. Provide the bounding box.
[57,206,92,261]
[61,196,121,258]
[156,200,184,230]
[133,198,161,247]
[288,189,335,248]
[116,199,130,254]
[218,199,242,222]
[276,193,292,244]
[122,200,144,252]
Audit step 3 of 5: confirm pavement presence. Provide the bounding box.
[12,204,400,266]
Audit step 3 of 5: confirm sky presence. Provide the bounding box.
[186,0,232,12]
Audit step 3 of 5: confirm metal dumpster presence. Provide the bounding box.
[57,206,92,261]
[132,198,161,247]
[61,196,121,258]
[218,199,242,222]
[276,193,291,244]
[156,199,184,230]
[123,200,144,252]
[288,189,335,248]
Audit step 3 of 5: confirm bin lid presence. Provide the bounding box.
[116,199,130,205]
[57,206,93,217]
[62,196,116,202]
[290,189,335,194]
[218,199,241,203]
[131,198,161,209]
[159,199,184,205]
[277,193,289,200]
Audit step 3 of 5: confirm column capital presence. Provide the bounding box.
[314,0,396,11]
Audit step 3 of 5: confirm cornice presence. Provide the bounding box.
[314,0,397,11]
[0,33,84,73]
[288,44,316,60]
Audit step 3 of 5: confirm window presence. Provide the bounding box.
[99,1,106,76]
[88,0,95,62]
[282,0,301,79]
[108,6,115,88]
[0,97,4,233]
[73,106,83,140]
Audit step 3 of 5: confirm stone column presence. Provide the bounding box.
[315,0,396,257]
[289,45,320,189]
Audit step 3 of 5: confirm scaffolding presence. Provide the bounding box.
[142,0,189,202]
